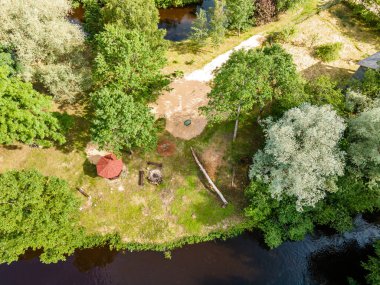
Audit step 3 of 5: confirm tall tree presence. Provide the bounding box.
[0,170,83,264]
[0,0,89,102]
[226,0,255,35]
[363,241,380,285]
[347,107,380,184]
[201,44,302,141]
[209,0,228,46]
[189,9,209,47]
[92,24,167,101]
[90,87,157,153]
[250,104,346,210]
[0,61,65,147]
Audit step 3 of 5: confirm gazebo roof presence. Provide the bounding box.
[96,154,123,179]
[358,52,380,70]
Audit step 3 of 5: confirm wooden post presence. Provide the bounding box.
[190,147,228,206]
[147,161,163,168]
[139,170,144,186]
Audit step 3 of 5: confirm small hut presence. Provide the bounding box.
[353,52,380,80]
[96,154,123,179]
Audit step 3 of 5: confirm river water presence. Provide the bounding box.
[0,216,379,285]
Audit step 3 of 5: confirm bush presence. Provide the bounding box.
[314,42,343,62]
[267,26,297,44]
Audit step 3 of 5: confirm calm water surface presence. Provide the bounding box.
[0,216,379,285]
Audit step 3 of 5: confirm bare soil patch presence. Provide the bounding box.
[157,140,176,157]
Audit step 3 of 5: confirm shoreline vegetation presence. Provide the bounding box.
[0,0,379,277]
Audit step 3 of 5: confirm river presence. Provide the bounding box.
[0,215,379,285]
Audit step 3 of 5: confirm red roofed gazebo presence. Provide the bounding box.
[96,154,123,179]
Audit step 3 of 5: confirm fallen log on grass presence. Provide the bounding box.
[77,187,89,198]
[147,161,163,168]
[190,147,228,207]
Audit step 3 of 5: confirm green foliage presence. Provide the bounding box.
[347,107,380,184]
[304,75,345,113]
[0,62,65,147]
[93,24,167,101]
[226,0,255,34]
[275,0,305,11]
[352,68,380,99]
[267,26,297,44]
[209,0,228,47]
[189,9,209,47]
[201,44,303,123]
[314,42,343,62]
[154,0,201,8]
[363,240,380,285]
[0,170,83,264]
[90,87,158,153]
[250,104,346,210]
[0,0,89,102]
[346,0,380,30]
[245,174,380,248]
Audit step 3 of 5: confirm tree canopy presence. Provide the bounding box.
[347,107,380,184]
[201,44,302,123]
[250,104,346,210]
[226,0,255,35]
[90,87,158,153]
[0,0,89,102]
[0,170,83,264]
[92,24,167,101]
[0,59,65,147]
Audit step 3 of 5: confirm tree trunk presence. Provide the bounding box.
[190,147,228,207]
[233,104,241,142]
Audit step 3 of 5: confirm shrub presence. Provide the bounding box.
[267,26,297,44]
[314,42,343,62]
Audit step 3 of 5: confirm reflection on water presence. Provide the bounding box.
[0,215,379,285]
[158,0,214,41]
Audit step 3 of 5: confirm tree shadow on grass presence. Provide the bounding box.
[83,160,97,178]
[301,61,355,81]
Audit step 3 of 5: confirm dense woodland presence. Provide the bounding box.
[0,0,379,283]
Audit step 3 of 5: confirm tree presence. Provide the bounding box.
[0,62,65,147]
[250,104,346,210]
[209,0,228,46]
[347,107,380,184]
[363,241,380,285]
[226,0,255,35]
[0,0,89,102]
[92,24,167,101]
[90,87,158,153]
[0,170,83,264]
[189,9,209,47]
[201,44,302,141]
[304,75,345,113]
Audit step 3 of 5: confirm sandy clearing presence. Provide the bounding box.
[153,34,265,140]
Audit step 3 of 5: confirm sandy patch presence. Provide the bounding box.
[153,34,265,140]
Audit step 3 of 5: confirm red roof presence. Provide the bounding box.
[96,154,123,179]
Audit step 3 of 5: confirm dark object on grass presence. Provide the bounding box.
[157,140,176,157]
[139,170,145,186]
[77,187,89,198]
[147,161,163,168]
[184,119,192,126]
[148,169,163,185]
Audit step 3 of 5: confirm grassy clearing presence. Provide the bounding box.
[282,3,380,81]
[0,109,263,244]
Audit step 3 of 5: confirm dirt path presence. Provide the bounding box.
[152,34,265,140]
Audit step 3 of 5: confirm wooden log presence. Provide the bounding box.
[139,170,145,186]
[147,161,163,168]
[190,147,228,206]
[77,187,89,198]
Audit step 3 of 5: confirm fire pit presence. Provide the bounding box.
[147,169,163,185]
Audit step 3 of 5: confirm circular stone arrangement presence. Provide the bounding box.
[157,140,176,157]
[148,169,163,185]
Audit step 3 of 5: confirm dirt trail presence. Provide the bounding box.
[152,34,265,140]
